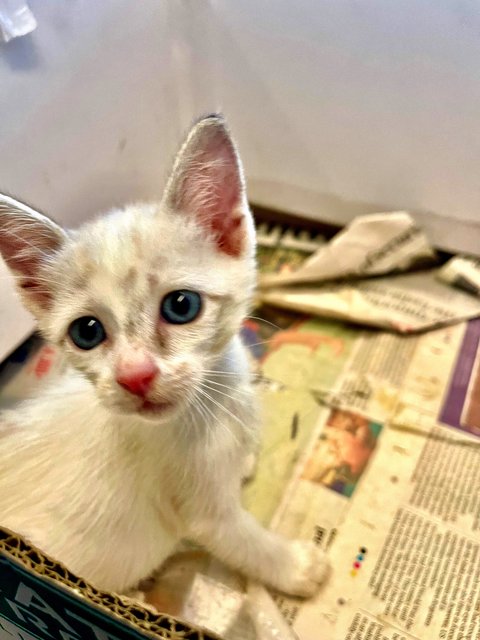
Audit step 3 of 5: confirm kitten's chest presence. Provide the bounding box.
[158,430,245,509]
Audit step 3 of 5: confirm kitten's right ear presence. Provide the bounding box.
[0,194,67,311]
[163,114,253,258]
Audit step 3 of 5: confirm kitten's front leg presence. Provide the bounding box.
[189,503,329,598]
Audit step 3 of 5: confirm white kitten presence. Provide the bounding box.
[0,115,328,597]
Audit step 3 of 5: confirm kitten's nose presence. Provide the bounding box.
[116,356,159,398]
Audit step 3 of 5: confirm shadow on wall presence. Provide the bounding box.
[0,34,42,72]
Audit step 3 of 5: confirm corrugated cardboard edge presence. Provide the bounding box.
[0,527,220,640]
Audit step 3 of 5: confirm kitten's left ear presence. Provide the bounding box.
[163,114,253,258]
[0,194,67,311]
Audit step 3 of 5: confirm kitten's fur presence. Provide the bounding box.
[0,116,328,597]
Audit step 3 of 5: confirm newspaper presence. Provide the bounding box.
[438,255,480,296]
[257,212,480,333]
[258,212,436,287]
[259,271,480,333]
[254,316,480,640]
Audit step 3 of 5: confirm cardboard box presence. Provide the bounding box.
[0,527,217,640]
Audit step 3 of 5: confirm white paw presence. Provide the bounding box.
[275,541,330,598]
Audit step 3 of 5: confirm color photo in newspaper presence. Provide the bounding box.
[264,318,480,640]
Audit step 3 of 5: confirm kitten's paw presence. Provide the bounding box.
[275,541,330,598]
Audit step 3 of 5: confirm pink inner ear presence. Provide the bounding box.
[18,279,53,307]
[209,211,244,258]
[196,145,244,257]
[2,235,37,277]
[7,242,55,308]
[173,123,246,258]
[0,212,63,309]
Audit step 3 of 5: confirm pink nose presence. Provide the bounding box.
[116,359,159,398]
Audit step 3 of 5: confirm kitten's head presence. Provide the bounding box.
[0,115,256,421]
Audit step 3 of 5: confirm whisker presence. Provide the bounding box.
[201,382,242,403]
[202,369,259,378]
[245,316,281,331]
[191,388,217,426]
[194,394,215,425]
[191,391,231,449]
[200,370,243,376]
[186,401,206,434]
[241,340,272,348]
[203,379,250,395]
[196,386,245,430]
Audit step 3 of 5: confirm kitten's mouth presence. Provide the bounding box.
[139,400,174,416]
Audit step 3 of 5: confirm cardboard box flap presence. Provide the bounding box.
[0,527,218,640]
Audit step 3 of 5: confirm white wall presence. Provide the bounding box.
[0,1,185,223]
[0,0,181,358]
[197,1,480,253]
[1,0,480,357]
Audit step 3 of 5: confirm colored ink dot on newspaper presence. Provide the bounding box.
[360,547,367,554]
[353,562,361,569]
[350,569,357,577]
[357,554,364,562]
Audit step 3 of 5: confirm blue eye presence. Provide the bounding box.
[161,290,202,325]
[68,316,106,350]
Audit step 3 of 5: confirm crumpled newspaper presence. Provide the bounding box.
[437,255,480,296]
[259,212,436,288]
[259,270,480,334]
[257,212,480,333]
